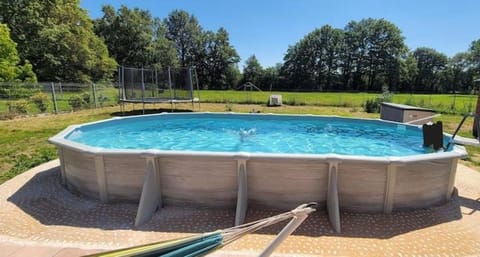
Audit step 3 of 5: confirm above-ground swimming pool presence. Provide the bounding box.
[49,113,467,229]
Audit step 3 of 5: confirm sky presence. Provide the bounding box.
[80,0,480,68]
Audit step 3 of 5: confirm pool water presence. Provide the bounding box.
[65,114,445,157]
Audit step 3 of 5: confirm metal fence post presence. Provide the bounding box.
[92,83,97,108]
[168,67,174,112]
[141,67,145,114]
[50,82,58,114]
[58,82,63,98]
[194,68,201,111]
[120,66,125,115]
[118,66,121,101]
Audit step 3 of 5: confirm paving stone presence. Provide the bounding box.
[0,242,21,257]
[7,246,60,257]
[53,247,100,257]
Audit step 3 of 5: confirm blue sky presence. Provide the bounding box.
[80,0,480,68]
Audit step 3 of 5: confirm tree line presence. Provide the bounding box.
[276,20,480,93]
[0,0,479,93]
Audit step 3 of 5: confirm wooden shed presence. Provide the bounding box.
[380,102,436,125]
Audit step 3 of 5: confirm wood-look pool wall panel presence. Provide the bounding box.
[393,159,452,210]
[62,148,98,199]
[158,157,237,207]
[247,159,329,210]
[57,147,462,212]
[338,162,388,212]
[104,156,146,202]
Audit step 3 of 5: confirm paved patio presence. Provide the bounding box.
[0,159,479,256]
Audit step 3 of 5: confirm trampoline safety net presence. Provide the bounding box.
[119,66,198,103]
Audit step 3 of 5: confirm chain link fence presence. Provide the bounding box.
[0,82,119,119]
[1,80,478,119]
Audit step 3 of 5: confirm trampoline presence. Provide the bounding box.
[118,66,200,113]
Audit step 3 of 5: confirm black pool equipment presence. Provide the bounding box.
[422,121,444,151]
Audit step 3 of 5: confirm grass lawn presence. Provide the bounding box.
[0,102,479,184]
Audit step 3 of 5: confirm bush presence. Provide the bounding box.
[30,92,49,112]
[0,83,40,99]
[284,98,297,106]
[225,102,233,112]
[98,95,109,107]
[82,93,91,106]
[7,99,29,114]
[364,98,380,113]
[363,86,393,113]
[68,95,85,110]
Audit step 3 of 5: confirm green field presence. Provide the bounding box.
[198,91,477,114]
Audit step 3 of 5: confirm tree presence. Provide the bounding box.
[0,23,36,82]
[0,0,116,82]
[469,39,480,75]
[447,52,474,93]
[282,25,344,91]
[399,53,418,92]
[151,18,178,69]
[368,19,406,91]
[413,47,448,92]
[282,43,310,90]
[343,19,406,91]
[94,5,176,68]
[260,64,282,91]
[321,26,344,90]
[196,28,239,89]
[165,10,203,68]
[225,65,241,89]
[342,20,368,91]
[242,55,263,86]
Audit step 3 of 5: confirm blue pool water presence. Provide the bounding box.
[65,113,446,157]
